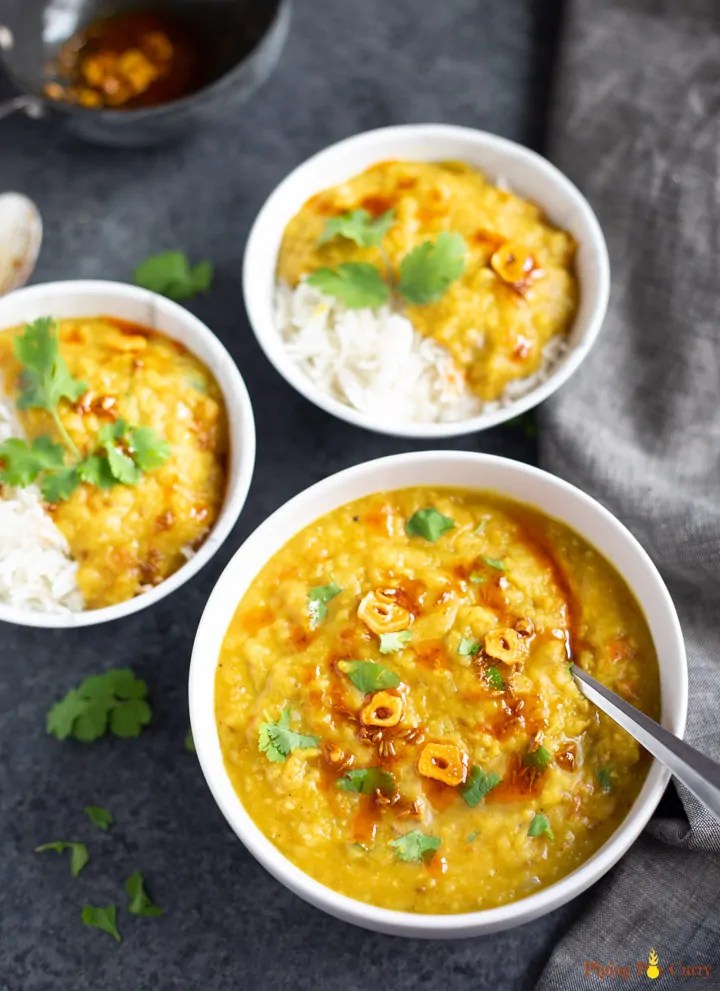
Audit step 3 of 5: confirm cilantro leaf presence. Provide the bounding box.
[319,208,395,248]
[378,630,412,654]
[597,766,614,792]
[125,870,164,917]
[98,421,143,486]
[528,812,554,840]
[466,831,479,843]
[81,904,121,942]
[76,455,117,489]
[0,435,65,487]
[258,707,319,762]
[46,668,151,742]
[337,659,400,693]
[307,263,390,309]
[461,766,502,807]
[40,466,80,503]
[84,805,113,831]
[485,666,505,691]
[337,767,395,795]
[307,582,342,628]
[398,233,466,305]
[129,426,171,471]
[35,840,89,876]
[469,573,487,584]
[406,507,455,542]
[523,745,552,771]
[458,637,481,657]
[185,729,195,753]
[132,251,213,301]
[506,411,538,438]
[482,556,506,571]
[389,829,440,863]
[14,318,87,414]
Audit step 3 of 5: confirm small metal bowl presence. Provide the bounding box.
[0,0,290,147]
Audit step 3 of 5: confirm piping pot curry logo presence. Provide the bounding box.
[583,948,714,981]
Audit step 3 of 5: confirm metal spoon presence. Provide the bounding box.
[0,192,42,295]
[571,664,720,823]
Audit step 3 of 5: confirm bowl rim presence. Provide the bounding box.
[242,123,611,439]
[0,0,291,121]
[189,451,687,937]
[0,279,256,629]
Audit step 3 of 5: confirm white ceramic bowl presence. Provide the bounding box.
[189,451,687,938]
[243,124,610,438]
[0,280,256,628]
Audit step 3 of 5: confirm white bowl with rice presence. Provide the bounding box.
[0,281,255,628]
[243,124,610,438]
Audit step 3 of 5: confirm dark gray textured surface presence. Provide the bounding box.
[0,2,584,989]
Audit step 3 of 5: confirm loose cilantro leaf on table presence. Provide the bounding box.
[461,766,502,807]
[319,208,395,248]
[307,263,390,309]
[389,829,440,863]
[458,637,481,657]
[126,871,164,917]
[337,767,395,795]
[523,745,552,771]
[307,581,342,628]
[378,630,412,654]
[398,232,466,304]
[337,659,400,693]
[133,251,213,301]
[258,707,318,763]
[84,805,113,831]
[485,666,505,691]
[406,507,455,542]
[185,729,196,753]
[46,668,151,742]
[0,435,65,486]
[35,840,89,876]
[81,904,121,942]
[528,812,554,840]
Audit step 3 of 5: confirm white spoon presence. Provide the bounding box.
[0,192,43,295]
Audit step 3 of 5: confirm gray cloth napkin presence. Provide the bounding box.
[536,0,720,985]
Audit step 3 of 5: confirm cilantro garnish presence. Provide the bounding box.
[461,766,502,807]
[81,903,121,942]
[257,707,318,763]
[126,870,164,917]
[35,840,89,876]
[398,232,466,304]
[523,745,552,771]
[597,766,614,792]
[319,208,395,248]
[307,263,390,309]
[132,250,213,301]
[485,666,505,691]
[458,637,481,657]
[528,812,554,840]
[337,767,395,795]
[46,668,151,743]
[337,659,400,693]
[482,556,506,571]
[0,319,171,502]
[307,581,342,628]
[389,829,440,863]
[378,630,412,654]
[466,831,479,843]
[84,805,113,831]
[406,507,455,542]
[469,573,487,584]
[184,729,196,753]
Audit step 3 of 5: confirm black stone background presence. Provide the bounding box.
[0,2,605,988]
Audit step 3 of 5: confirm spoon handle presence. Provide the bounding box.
[571,664,720,823]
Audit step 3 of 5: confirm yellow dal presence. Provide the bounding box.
[0,316,228,608]
[277,161,579,402]
[216,488,659,914]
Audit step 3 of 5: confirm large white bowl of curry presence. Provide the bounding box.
[0,281,255,628]
[243,124,610,438]
[190,451,686,937]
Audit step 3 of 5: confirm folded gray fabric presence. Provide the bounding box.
[536,0,720,985]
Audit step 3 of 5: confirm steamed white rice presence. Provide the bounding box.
[275,280,567,424]
[0,394,83,614]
